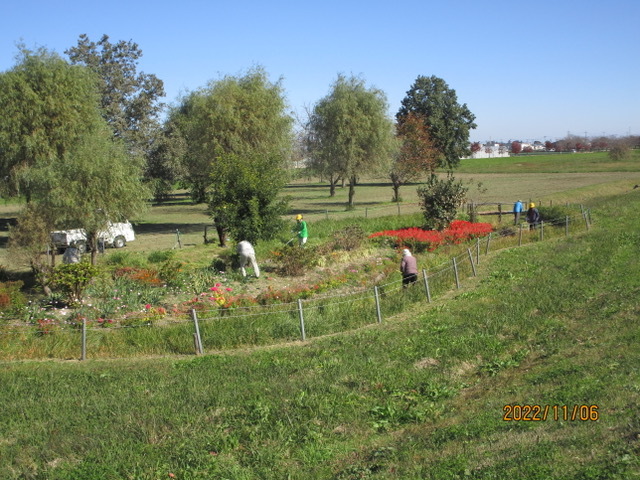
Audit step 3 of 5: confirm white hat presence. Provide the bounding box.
[402,249,411,256]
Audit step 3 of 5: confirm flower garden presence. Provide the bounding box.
[368,220,494,251]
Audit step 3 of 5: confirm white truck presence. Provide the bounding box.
[51,221,136,253]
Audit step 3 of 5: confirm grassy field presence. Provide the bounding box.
[0,188,639,478]
[0,154,639,478]
[455,149,640,174]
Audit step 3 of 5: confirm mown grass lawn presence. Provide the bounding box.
[0,186,638,476]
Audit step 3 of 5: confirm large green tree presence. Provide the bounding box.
[28,123,150,264]
[0,47,101,199]
[0,47,149,266]
[170,67,293,243]
[208,152,289,245]
[305,75,395,207]
[65,34,165,158]
[397,75,476,171]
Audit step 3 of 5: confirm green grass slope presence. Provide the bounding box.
[0,193,639,479]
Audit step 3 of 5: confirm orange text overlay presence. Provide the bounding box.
[503,404,599,422]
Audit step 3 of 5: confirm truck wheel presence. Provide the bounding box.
[74,241,87,254]
[113,236,126,248]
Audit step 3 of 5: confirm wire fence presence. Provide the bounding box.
[0,208,592,361]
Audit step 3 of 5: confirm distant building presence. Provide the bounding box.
[464,142,510,159]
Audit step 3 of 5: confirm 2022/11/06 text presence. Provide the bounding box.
[503,404,599,421]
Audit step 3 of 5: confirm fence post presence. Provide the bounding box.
[565,215,569,237]
[518,223,523,246]
[422,269,431,303]
[325,210,329,220]
[485,232,492,255]
[453,257,460,289]
[297,299,306,341]
[583,212,590,231]
[190,309,204,355]
[476,237,480,265]
[81,317,87,361]
[498,203,502,223]
[540,220,544,241]
[467,248,477,277]
[374,286,383,323]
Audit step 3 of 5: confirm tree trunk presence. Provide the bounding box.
[348,175,356,208]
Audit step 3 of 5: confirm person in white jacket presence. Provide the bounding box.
[236,241,260,278]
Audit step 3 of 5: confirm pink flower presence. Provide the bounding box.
[226,287,232,292]
[215,283,222,287]
[210,287,219,292]
[145,304,151,310]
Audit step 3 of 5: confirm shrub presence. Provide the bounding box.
[417,174,468,230]
[0,281,26,318]
[272,245,321,276]
[538,205,575,226]
[51,263,100,305]
[331,225,367,251]
[147,250,176,264]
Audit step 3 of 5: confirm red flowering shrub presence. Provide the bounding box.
[369,220,493,252]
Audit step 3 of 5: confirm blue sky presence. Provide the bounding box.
[2,0,639,143]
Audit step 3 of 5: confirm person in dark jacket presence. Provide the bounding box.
[400,248,418,287]
[526,202,540,230]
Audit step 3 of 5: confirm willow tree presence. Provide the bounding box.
[0,47,101,199]
[169,67,293,244]
[0,47,149,267]
[305,75,395,207]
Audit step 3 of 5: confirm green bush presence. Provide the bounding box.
[51,263,100,305]
[417,174,468,230]
[537,205,574,226]
[147,249,176,264]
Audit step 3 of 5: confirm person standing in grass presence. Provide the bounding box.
[513,199,524,225]
[400,248,418,287]
[295,214,308,246]
[526,202,540,230]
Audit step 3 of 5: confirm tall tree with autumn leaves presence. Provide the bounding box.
[390,112,438,202]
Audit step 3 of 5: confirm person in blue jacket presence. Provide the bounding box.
[513,200,524,225]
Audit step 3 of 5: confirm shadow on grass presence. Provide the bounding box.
[133,222,211,235]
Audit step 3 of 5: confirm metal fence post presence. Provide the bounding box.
[422,269,431,303]
[453,257,460,289]
[81,318,87,361]
[297,299,306,341]
[467,248,477,277]
[190,309,204,355]
[519,223,523,246]
[565,215,569,236]
[374,286,382,324]
[485,232,492,255]
[540,220,544,241]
